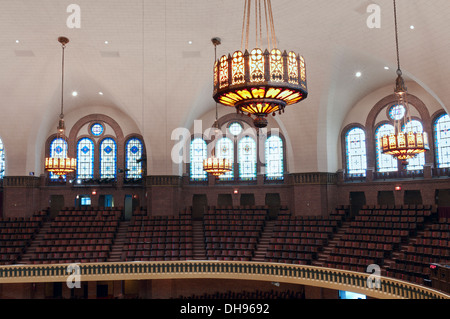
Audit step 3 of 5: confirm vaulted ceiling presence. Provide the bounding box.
[0,0,448,175]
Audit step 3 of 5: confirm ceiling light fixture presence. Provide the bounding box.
[45,37,77,176]
[212,0,308,128]
[203,38,233,178]
[380,0,429,164]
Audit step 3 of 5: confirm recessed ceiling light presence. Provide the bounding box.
[15,40,20,43]
[188,40,193,45]
[98,91,103,95]
[355,71,362,78]
[104,40,109,44]
[410,25,415,30]
[72,91,78,97]
[384,66,390,70]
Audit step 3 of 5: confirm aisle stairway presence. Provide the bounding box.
[252,220,275,262]
[17,220,53,265]
[312,220,352,267]
[192,220,206,260]
[108,220,130,262]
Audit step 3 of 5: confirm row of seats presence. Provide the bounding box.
[123,209,195,262]
[29,208,122,264]
[0,211,47,265]
[204,207,269,261]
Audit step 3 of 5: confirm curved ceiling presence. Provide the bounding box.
[0,0,448,175]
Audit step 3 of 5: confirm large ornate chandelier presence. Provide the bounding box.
[212,0,308,128]
[380,0,429,163]
[45,37,77,176]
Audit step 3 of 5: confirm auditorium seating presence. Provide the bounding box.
[264,211,343,265]
[204,206,268,261]
[323,204,435,273]
[1,202,448,291]
[123,209,194,261]
[29,207,122,264]
[0,211,48,265]
[385,216,450,285]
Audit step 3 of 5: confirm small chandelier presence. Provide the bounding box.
[380,0,429,163]
[212,0,308,128]
[203,39,233,178]
[45,37,77,176]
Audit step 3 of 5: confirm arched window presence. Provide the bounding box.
[238,136,257,180]
[434,113,450,168]
[375,124,397,172]
[345,127,367,176]
[49,137,68,181]
[403,120,425,170]
[125,138,144,179]
[265,135,284,180]
[0,138,5,179]
[76,138,94,179]
[99,138,117,179]
[216,137,234,180]
[190,138,207,181]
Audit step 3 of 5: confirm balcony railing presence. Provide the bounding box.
[0,261,448,299]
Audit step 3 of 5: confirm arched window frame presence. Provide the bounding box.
[0,138,4,179]
[343,125,367,176]
[264,133,285,181]
[76,137,95,180]
[124,136,145,180]
[238,135,257,181]
[402,118,426,171]
[47,136,69,181]
[99,137,117,180]
[433,112,450,169]
[374,122,398,173]
[189,136,208,182]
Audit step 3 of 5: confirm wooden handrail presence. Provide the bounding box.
[0,261,448,299]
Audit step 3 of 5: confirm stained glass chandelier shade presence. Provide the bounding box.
[213,0,308,128]
[45,37,77,176]
[380,0,429,162]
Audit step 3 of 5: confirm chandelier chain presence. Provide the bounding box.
[393,0,401,72]
[60,42,66,119]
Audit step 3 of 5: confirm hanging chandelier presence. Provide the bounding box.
[380,0,429,163]
[203,38,233,178]
[212,0,308,128]
[45,36,77,176]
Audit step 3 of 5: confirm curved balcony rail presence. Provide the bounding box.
[1,261,449,299]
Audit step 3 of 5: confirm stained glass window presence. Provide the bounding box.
[0,138,5,179]
[216,137,234,180]
[403,120,425,170]
[49,138,68,181]
[76,138,94,179]
[125,138,143,179]
[434,114,450,168]
[190,138,207,181]
[375,124,398,172]
[345,127,367,176]
[91,123,104,136]
[229,122,243,136]
[100,138,117,179]
[238,136,257,180]
[265,135,284,180]
[389,104,406,121]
